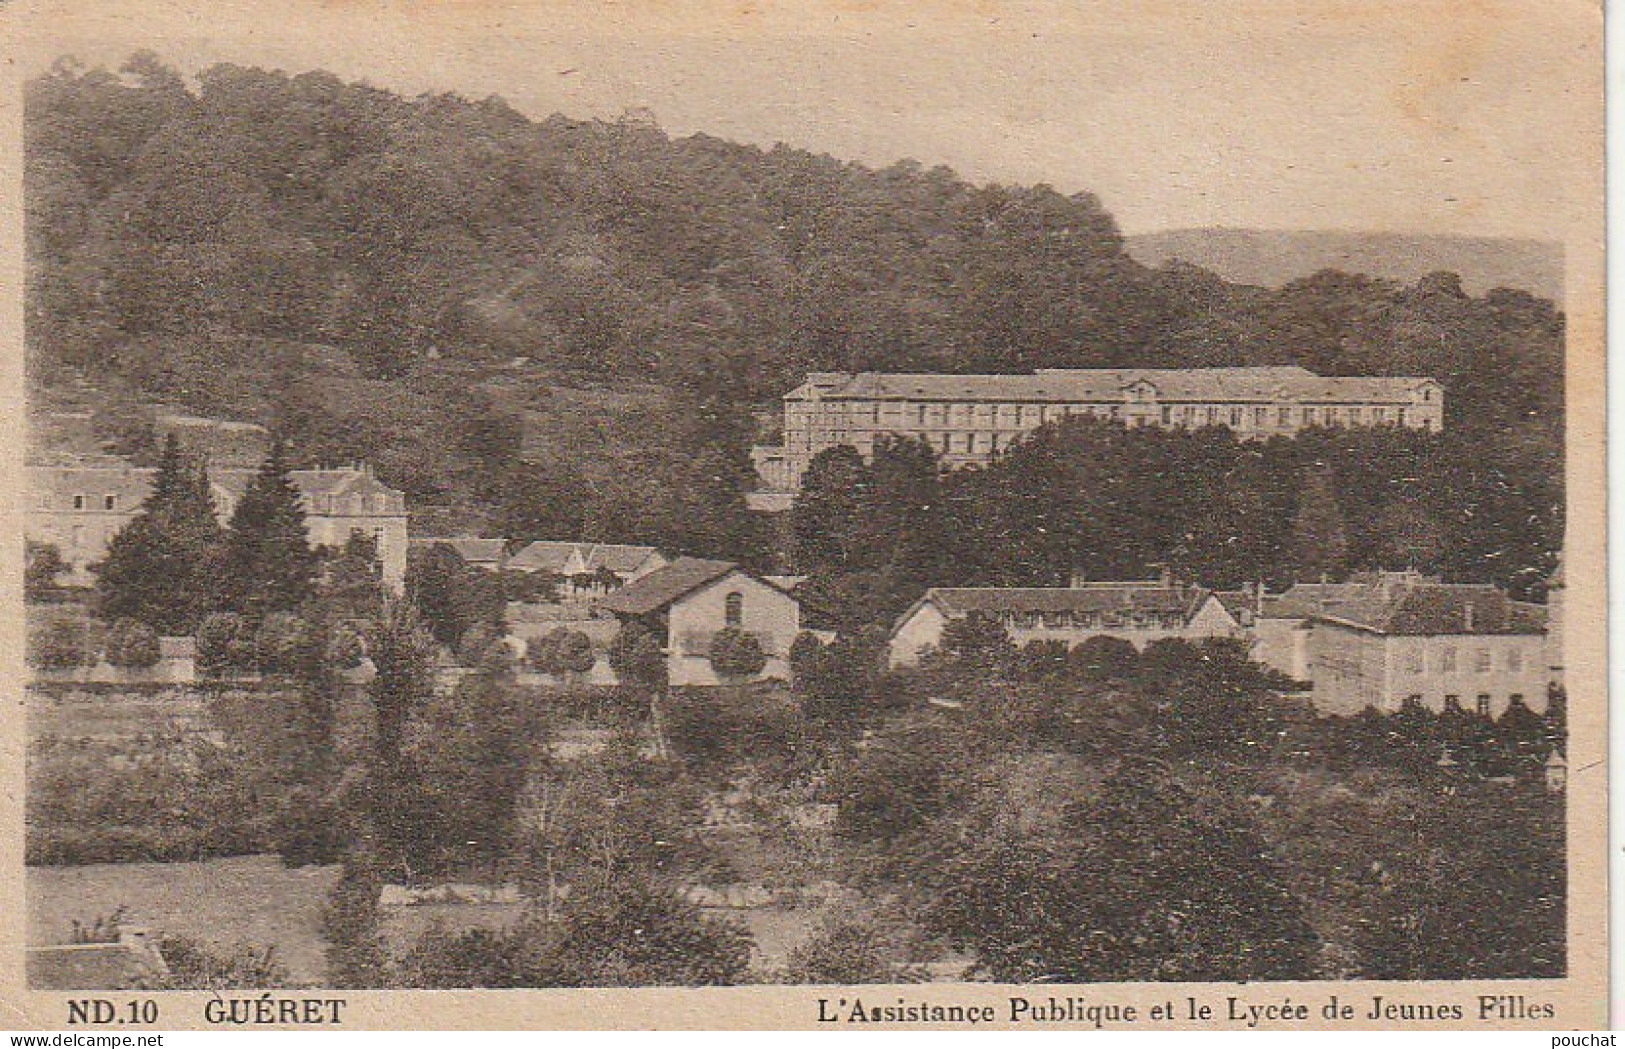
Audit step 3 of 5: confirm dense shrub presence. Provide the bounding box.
[527,627,595,680]
[708,628,767,682]
[254,612,313,675]
[401,878,752,987]
[27,616,94,670]
[104,618,162,669]
[608,622,666,691]
[195,612,253,678]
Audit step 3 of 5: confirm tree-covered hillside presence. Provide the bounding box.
[27,55,1563,569]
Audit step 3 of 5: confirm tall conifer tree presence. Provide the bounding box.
[95,433,221,632]
[217,437,318,615]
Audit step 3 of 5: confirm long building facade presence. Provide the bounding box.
[752,366,1444,492]
[28,461,410,591]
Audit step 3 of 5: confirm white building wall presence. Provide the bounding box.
[1310,625,1549,717]
[666,572,800,687]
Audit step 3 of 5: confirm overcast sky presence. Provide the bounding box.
[18,0,1599,241]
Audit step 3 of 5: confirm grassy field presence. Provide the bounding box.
[28,691,214,743]
[28,855,340,984]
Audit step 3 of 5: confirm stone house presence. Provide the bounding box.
[596,557,800,686]
[1304,579,1549,717]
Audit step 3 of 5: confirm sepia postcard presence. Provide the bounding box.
[0,0,1606,1031]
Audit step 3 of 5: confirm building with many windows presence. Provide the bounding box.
[1300,576,1549,717]
[751,366,1444,492]
[888,578,1244,668]
[27,461,409,591]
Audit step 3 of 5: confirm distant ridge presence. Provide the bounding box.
[1125,229,1562,302]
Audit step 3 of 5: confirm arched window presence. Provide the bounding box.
[724,591,744,628]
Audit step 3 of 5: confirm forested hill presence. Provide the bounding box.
[26,56,1564,566]
[1126,229,1563,302]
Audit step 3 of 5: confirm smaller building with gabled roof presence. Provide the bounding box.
[596,557,800,686]
[888,579,1242,668]
[508,541,667,585]
[409,537,509,572]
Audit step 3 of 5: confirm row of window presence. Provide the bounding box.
[1405,693,1528,717]
[1404,646,1529,674]
[1158,404,1410,428]
[52,494,121,511]
[44,492,400,515]
[789,409,1438,454]
[793,400,1435,428]
[998,611,1186,631]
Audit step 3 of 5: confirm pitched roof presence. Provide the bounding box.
[411,537,507,564]
[506,541,581,573]
[788,367,1437,404]
[29,464,402,509]
[507,541,662,575]
[595,557,744,615]
[1312,583,1546,636]
[1212,589,1261,619]
[579,543,663,575]
[916,582,1213,618]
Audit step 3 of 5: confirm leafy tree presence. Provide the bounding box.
[1343,784,1563,979]
[322,849,389,988]
[929,768,1319,982]
[782,916,898,984]
[214,438,318,615]
[1067,635,1141,681]
[457,621,509,669]
[1019,638,1071,679]
[253,611,312,676]
[318,530,386,616]
[489,460,591,545]
[25,541,66,600]
[788,630,826,684]
[406,542,504,649]
[366,597,436,776]
[529,627,595,682]
[1288,467,1351,582]
[608,620,667,692]
[933,611,1016,676]
[195,611,253,677]
[792,627,887,730]
[401,878,752,987]
[790,445,871,572]
[537,878,754,986]
[27,616,94,670]
[708,627,767,682]
[832,716,964,844]
[104,618,161,669]
[408,655,537,872]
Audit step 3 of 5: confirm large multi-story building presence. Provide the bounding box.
[27,461,410,592]
[751,366,1444,492]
